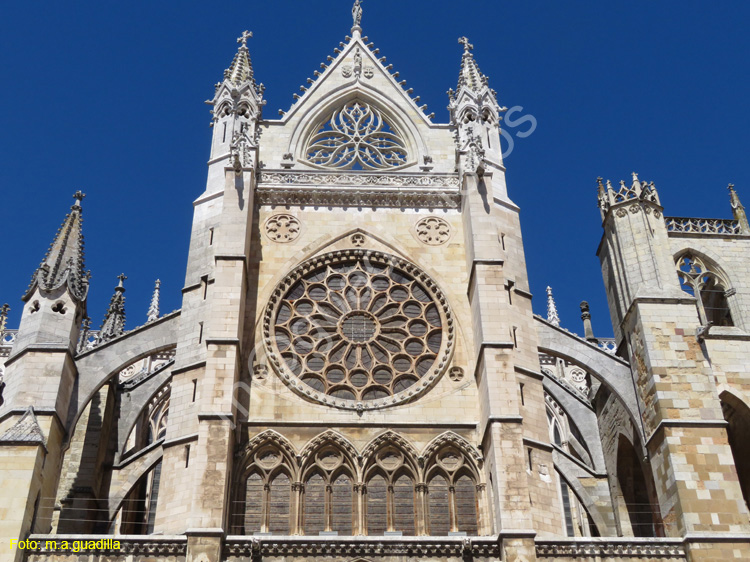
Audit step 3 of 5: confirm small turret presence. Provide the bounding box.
[449,37,506,177]
[12,192,89,354]
[25,191,88,305]
[97,274,127,344]
[207,30,265,173]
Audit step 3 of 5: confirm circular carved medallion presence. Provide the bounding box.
[264,250,454,410]
[265,214,301,243]
[415,216,451,246]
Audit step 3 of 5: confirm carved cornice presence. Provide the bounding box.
[535,539,685,557]
[28,535,187,555]
[256,187,461,209]
[259,170,459,188]
[223,537,500,558]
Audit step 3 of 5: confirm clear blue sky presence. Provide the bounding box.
[1,1,749,339]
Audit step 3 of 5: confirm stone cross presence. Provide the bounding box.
[458,36,473,52]
[117,273,127,288]
[73,191,86,206]
[237,30,252,47]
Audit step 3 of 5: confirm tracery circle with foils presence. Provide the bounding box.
[264,250,454,410]
[305,101,409,170]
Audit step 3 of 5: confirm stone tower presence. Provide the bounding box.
[2,6,750,562]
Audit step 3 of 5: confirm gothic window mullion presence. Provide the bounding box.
[386,482,395,532]
[262,482,271,533]
[293,481,304,535]
[325,482,333,532]
[415,482,427,535]
[448,484,458,532]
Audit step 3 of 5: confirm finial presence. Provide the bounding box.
[352,0,363,28]
[580,301,597,342]
[728,183,749,233]
[458,36,474,52]
[237,30,252,48]
[147,279,161,323]
[0,304,9,332]
[72,191,86,208]
[116,273,127,288]
[546,286,560,327]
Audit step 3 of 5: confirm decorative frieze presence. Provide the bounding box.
[256,187,460,209]
[665,216,741,235]
[259,170,460,188]
[223,536,500,558]
[536,539,685,557]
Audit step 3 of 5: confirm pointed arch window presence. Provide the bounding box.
[363,445,419,535]
[424,445,481,535]
[676,254,734,326]
[427,474,451,535]
[268,472,292,534]
[305,100,408,170]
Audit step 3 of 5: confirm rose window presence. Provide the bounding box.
[264,250,454,410]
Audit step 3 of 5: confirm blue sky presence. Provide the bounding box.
[1,1,749,339]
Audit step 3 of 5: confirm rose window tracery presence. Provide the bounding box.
[305,101,408,170]
[264,251,454,409]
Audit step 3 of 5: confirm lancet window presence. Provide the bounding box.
[424,446,480,535]
[676,253,734,326]
[123,383,170,459]
[364,445,419,535]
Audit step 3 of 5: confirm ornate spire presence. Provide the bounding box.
[546,286,560,327]
[457,37,488,94]
[728,184,749,233]
[97,274,127,344]
[147,279,161,323]
[224,30,257,88]
[26,192,89,303]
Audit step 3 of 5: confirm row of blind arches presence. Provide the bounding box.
[233,433,484,536]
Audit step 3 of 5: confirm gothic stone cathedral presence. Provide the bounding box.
[2,9,750,562]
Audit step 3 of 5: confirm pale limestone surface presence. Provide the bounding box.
[1,15,750,562]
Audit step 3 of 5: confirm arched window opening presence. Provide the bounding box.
[721,396,750,510]
[427,474,451,535]
[366,473,388,535]
[615,436,662,537]
[114,461,162,535]
[244,472,263,534]
[303,472,326,535]
[423,442,482,536]
[454,474,478,535]
[393,474,416,535]
[268,472,292,534]
[676,254,734,326]
[560,481,575,537]
[331,473,354,535]
[123,384,170,459]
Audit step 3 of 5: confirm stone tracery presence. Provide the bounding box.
[232,430,484,536]
[305,101,408,170]
[265,250,454,409]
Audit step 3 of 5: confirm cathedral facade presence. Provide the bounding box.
[2,8,750,562]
